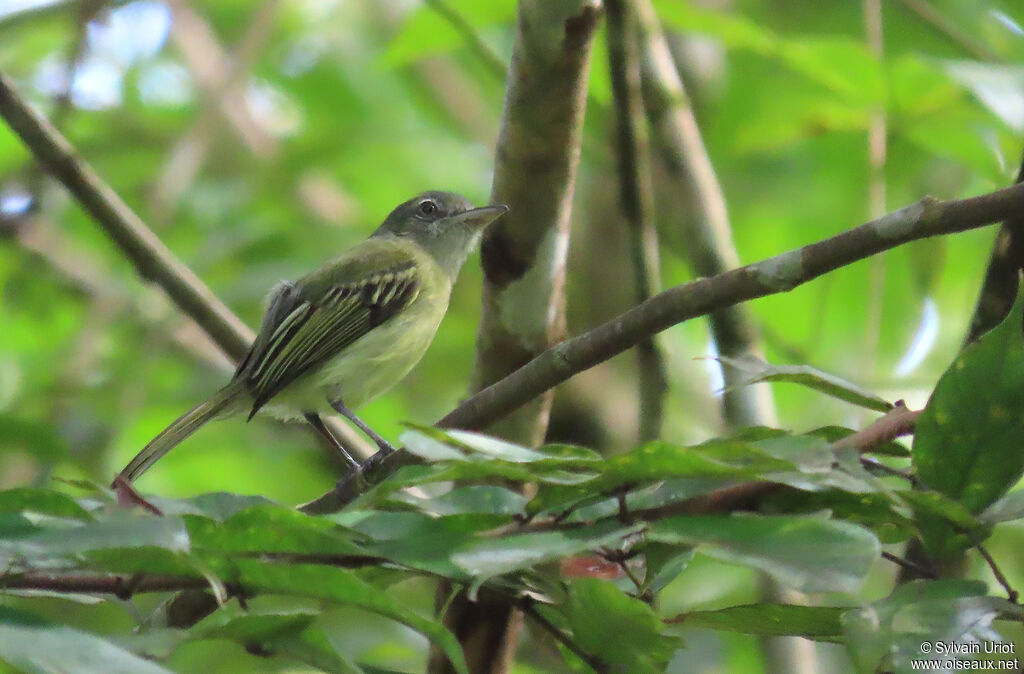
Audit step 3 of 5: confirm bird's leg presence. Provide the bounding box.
[329,400,397,456]
[304,412,360,472]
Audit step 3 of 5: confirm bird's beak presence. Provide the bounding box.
[450,204,510,229]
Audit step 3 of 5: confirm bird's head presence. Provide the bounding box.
[372,191,508,279]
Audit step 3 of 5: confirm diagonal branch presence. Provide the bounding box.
[0,68,253,361]
[439,187,1022,433]
[301,182,1024,514]
[0,68,370,459]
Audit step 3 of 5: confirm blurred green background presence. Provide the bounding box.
[0,0,1022,671]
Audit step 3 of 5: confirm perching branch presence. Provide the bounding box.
[300,183,1024,514]
[440,186,1024,433]
[634,0,776,429]
[606,0,668,442]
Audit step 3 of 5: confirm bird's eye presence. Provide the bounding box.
[416,199,439,219]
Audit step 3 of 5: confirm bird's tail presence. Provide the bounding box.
[115,382,244,485]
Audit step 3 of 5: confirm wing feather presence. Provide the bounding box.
[235,262,421,419]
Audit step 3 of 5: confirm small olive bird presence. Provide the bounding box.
[116,192,508,484]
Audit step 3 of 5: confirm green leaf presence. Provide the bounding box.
[344,511,484,579]
[902,111,1008,182]
[566,578,677,669]
[195,610,371,671]
[714,355,893,412]
[401,427,601,465]
[642,543,695,596]
[943,61,1024,132]
[0,607,170,674]
[648,514,880,593]
[980,490,1024,524]
[450,520,643,580]
[762,489,914,544]
[186,506,367,557]
[201,612,317,643]
[235,561,467,674]
[268,626,365,674]
[673,603,847,640]
[382,0,513,67]
[391,485,528,516]
[653,1,775,53]
[604,438,793,482]
[0,513,189,566]
[150,492,281,520]
[913,286,1024,557]
[775,39,883,105]
[841,580,1015,673]
[654,4,882,105]
[0,488,92,521]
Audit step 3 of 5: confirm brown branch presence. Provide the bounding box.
[606,0,668,441]
[964,529,1019,603]
[0,68,253,362]
[440,186,1023,433]
[0,571,213,597]
[881,551,936,579]
[635,0,775,429]
[301,183,1024,514]
[832,401,920,453]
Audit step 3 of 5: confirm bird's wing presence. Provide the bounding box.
[234,259,421,419]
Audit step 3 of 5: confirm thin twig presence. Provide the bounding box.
[606,0,668,441]
[0,571,214,596]
[833,401,921,452]
[424,0,506,79]
[881,551,936,579]
[0,67,370,460]
[895,0,1001,62]
[964,528,1019,603]
[519,600,608,673]
[860,456,916,484]
[0,68,253,361]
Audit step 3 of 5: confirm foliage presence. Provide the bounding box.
[1,0,1024,672]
